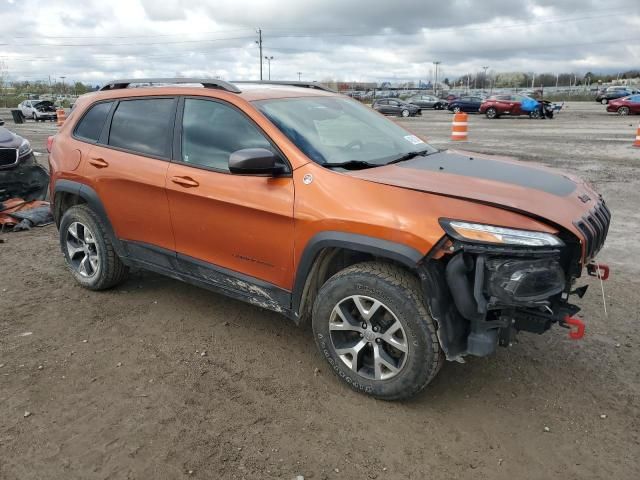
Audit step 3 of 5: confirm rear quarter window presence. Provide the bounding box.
[74,102,113,142]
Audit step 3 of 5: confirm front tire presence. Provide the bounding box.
[59,205,128,290]
[452,106,461,113]
[312,262,442,400]
[401,109,410,117]
[601,98,608,105]
[617,106,630,116]
[485,107,498,119]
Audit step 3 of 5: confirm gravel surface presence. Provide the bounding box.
[1,103,638,479]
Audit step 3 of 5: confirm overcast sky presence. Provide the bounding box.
[1,0,638,85]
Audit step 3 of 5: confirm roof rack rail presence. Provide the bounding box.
[232,80,336,93]
[100,78,241,93]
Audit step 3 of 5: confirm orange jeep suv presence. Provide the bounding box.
[48,78,611,400]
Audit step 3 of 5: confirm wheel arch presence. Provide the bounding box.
[53,179,126,258]
[292,231,423,323]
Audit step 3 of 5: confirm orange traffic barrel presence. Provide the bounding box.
[451,112,468,141]
[634,123,640,148]
[56,108,66,126]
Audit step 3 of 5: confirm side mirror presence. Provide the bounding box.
[228,148,282,176]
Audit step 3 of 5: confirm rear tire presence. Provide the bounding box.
[601,98,608,105]
[401,109,410,117]
[312,262,443,400]
[617,106,630,116]
[59,205,128,290]
[452,106,461,113]
[485,107,498,119]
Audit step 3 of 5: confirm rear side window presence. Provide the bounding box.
[74,102,112,142]
[108,98,175,157]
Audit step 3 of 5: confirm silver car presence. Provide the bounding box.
[18,100,57,121]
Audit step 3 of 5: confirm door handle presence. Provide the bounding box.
[88,157,109,168]
[170,176,199,188]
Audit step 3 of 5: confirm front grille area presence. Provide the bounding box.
[574,200,611,260]
[0,148,18,168]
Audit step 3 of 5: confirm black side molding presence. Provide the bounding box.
[53,179,127,258]
[291,231,423,314]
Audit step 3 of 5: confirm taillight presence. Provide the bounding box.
[47,135,54,153]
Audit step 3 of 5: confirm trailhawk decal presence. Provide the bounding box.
[398,151,577,197]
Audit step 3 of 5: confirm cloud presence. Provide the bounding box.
[0,0,638,84]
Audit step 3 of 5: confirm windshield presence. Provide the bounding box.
[254,96,437,167]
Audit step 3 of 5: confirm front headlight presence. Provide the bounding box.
[18,139,32,157]
[440,219,563,247]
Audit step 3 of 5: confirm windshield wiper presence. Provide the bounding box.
[385,149,434,165]
[323,160,380,170]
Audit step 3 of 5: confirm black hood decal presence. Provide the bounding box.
[399,151,576,197]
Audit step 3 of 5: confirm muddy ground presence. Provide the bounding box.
[1,103,638,479]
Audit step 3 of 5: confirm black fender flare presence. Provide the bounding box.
[53,179,127,258]
[291,231,424,315]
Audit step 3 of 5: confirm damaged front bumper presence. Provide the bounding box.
[0,153,49,202]
[419,239,608,361]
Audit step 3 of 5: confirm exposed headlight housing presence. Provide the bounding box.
[18,139,32,158]
[440,219,563,247]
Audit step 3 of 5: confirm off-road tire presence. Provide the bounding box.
[312,261,443,400]
[59,205,128,290]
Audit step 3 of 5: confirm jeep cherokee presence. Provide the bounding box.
[48,78,611,400]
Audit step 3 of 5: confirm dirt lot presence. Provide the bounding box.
[1,103,639,479]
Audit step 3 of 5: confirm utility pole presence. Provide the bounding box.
[531,72,535,89]
[482,66,489,93]
[433,61,441,95]
[264,56,274,80]
[60,76,66,97]
[256,28,263,80]
[297,71,302,81]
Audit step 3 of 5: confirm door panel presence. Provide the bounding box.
[84,144,175,251]
[166,164,294,288]
[167,97,295,289]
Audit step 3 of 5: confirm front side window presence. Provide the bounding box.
[181,99,272,171]
[74,101,112,142]
[108,98,175,157]
[255,96,437,167]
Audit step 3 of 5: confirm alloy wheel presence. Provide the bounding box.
[329,295,408,381]
[401,109,410,117]
[66,222,100,277]
[617,106,630,116]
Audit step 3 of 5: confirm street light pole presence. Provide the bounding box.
[60,76,66,97]
[433,61,441,95]
[264,56,274,80]
[297,72,302,81]
[256,28,263,81]
[482,66,489,93]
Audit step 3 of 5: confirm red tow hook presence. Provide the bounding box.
[564,315,586,340]
[587,263,610,280]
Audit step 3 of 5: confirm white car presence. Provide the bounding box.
[18,100,57,121]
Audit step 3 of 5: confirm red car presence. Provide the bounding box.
[606,95,640,115]
[480,94,531,119]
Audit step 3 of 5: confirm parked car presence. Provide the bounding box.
[595,87,632,105]
[18,100,57,121]
[606,94,640,115]
[407,94,447,110]
[447,95,483,113]
[0,126,49,201]
[49,78,610,400]
[372,98,421,117]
